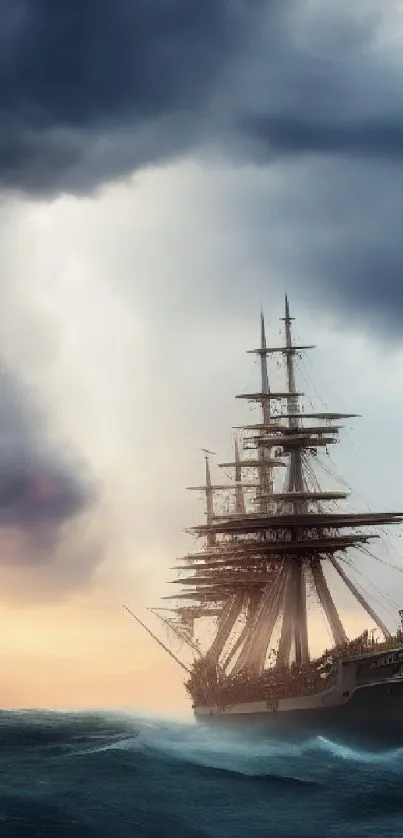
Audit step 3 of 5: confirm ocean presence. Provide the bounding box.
[0,710,402,837]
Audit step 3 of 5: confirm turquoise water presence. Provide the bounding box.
[0,710,402,836]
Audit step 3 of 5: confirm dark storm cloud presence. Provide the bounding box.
[0,363,97,587]
[0,0,263,192]
[194,155,403,338]
[0,0,401,194]
[242,116,403,161]
[2,0,403,329]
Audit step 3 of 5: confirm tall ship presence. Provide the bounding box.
[126,298,403,745]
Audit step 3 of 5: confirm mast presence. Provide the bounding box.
[234,438,246,514]
[205,456,213,520]
[282,295,309,665]
[283,296,299,427]
[164,299,403,688]
[257,312,273,512]
[204,452,216,548]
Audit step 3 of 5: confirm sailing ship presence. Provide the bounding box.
[125,298,403,745]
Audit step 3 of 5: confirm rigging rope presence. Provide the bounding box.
[336,556,396,623]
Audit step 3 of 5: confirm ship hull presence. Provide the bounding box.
[194,678,403,749]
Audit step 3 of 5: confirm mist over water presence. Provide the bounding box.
[0,711,401,836]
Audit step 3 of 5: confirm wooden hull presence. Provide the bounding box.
[194,676,403,749]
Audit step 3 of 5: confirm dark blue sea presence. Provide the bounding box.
[0,711,402,837]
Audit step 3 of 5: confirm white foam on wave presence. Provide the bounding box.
[110,715,403,787]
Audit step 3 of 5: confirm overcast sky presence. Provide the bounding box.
[1,0,403,713]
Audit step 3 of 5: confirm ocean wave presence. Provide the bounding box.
[0,710,402,837]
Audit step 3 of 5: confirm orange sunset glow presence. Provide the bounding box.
[0,584,385,713]
[0,596,189,714]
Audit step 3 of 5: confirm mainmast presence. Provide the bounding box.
[280,295,308,665]
[283,295,299,427]
[283,294,304,493]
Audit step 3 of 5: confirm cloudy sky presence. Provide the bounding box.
[1,0,403,714]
